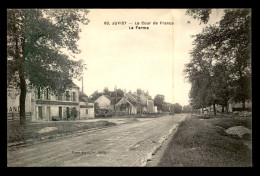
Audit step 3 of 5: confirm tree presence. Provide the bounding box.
[110,88,124,105]
[186,9,251,110]
[212,61,233,112]
[103,87,111,96]
[186,9,212,24]
[90,90,103,101]
[184,56,218,115]
[173,103,182,113]
[154,94,165,111]
[182,105,192,113]
[7,9,89,125]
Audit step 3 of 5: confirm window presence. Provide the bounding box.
[66,107,70,119]
[46,88,50,100]
[59,107,62,118]
[44,88,50,100]
[58,94,63,101]
[37,87,41,99]
[73,92,76,102]
[86,109,88,114]
[66,91,70,101]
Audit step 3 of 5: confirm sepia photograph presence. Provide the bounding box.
[7,8,252,167]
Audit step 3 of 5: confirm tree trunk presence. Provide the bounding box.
[19,70,26,125]
[225,102,229,114]
[238,67,246,111]
[213,103,216,115]
[242,98,246,111]
[19,17,26,125]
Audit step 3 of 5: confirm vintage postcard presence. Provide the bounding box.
[7,9,252,167]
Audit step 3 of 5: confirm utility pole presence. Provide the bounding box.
[115,85,117,116]
[81,76,84,94]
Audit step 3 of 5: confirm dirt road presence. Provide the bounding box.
[7,114,188,167]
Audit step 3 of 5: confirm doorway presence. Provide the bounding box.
[66,107,70,120]
[38,106,43,119]
[59,107,62,120]
[47,107,51,121]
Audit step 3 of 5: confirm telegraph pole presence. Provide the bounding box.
[81,76,84,94]
[115,85,117,116]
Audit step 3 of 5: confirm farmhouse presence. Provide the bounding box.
[116,91,138,115]
[115,89,155,115]
[132,89,155,114]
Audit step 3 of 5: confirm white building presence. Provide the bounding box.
[79,91,95,119]
[7,83,82,121]
[94,95,113,109]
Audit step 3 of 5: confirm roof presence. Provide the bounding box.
[126,93,137,105]
[147,96,153,101]
[116,93,138,107]
[68,82,80,89]
[116,97,136,107]
[79,91,94,103]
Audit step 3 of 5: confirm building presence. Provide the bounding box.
[33,83,80,121]
[7,88,32,115]
[116,89,155,114]
[79,91,95,119]
[132,89,155,114]
[94,95,114,110]
[115,91,138,115]
[7,83,83,121]
[153,106,158,113]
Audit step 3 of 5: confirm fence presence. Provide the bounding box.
[7,112,32,122]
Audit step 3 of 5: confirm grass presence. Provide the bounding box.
[207,116,252,130]
[158,114,252,167]
[7,120,117,144]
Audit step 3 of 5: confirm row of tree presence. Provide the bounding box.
[154,95,191,113]
[184,9,251,115]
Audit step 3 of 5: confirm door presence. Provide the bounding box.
[38,106,43,119]
[59,107,62,120]
[66,107,70,120]
[47,107,51,121]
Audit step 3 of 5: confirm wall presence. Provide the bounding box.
[79,102,95,119]
[95,95,111,109]
[7,89,31,113]
[140,94,148,106]
[153,106,157,113]
[7,85,81,121]
[33,86,80,120]
[147,100,154,113]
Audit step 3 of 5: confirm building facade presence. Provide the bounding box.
[115,89,155,115]
[33,84,80,121]
[94,95,114,109]
[132,89,155,113]
[79,91,95,119]
[116,91,138,115]
[7,83,82,121]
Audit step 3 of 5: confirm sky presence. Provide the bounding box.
[72,9,223,106]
